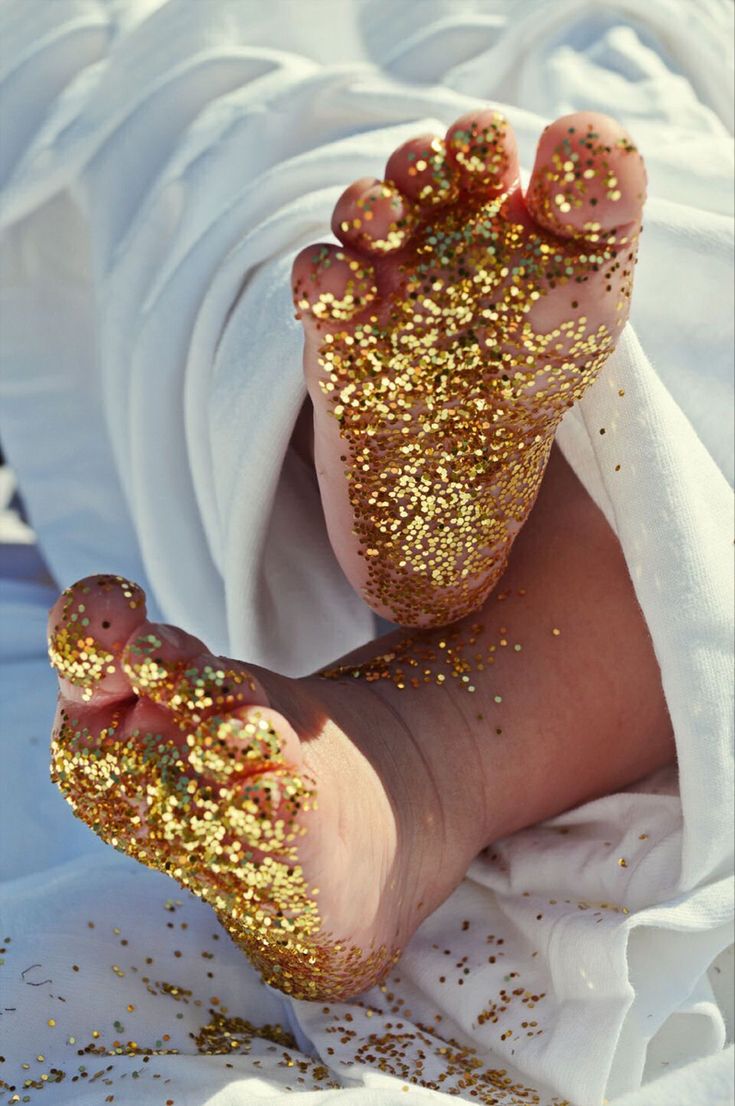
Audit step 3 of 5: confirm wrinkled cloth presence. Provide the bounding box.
[0,1,733,1104]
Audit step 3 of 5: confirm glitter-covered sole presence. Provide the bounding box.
[293,109,646,627]
[48,575,401,1001]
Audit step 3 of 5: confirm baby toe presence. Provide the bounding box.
[385,135,459,206]
[48,574,147,702]
[445,108,519,195]
[291,242,378,326]
[525,112,646,240]
[332,178,416,254]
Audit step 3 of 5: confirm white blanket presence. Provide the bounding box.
[0,1,733,1103]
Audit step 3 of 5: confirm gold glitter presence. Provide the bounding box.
[617,858,628,867]
[528,123,641,242]
[48,631,114,702]
[401,137,459,205]
[48,576,144,701]
[50,638,399,1001]
[448,112,511,184]
[122,636,257,720]
[345,1014,554,1103]
[294,247,378,322]
[339,182,415,253]
[322,613,521,692]
[192,1011,297,1054]
[305,150,636,625]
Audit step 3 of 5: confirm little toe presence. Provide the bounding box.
[331,178,416,254]
[291,242,378,328]
[385,135,459,206]
[525,111,646,240]
[445,108,519,195]
[48,574,148,703]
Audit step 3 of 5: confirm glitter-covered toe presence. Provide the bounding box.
[385,134,460,206]
[292,107,646,627]
[526,112,646,240]
[48,574,148,702]
[292,242,378,325]
[445,108,519,194]
[331,177,416,254]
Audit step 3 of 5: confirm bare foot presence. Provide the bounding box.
[292,108,646,626]
[47,575,487,1002]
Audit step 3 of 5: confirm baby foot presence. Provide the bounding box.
[292,109,646,626]
[48,576,484,1001]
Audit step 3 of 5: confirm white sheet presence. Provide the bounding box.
[0,1,733,1104]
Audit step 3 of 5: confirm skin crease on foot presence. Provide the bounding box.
[47,109,670,1004]
[292,107,646,627]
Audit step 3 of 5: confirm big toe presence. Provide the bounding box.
[526,111,646,239]
[48,574,148,703]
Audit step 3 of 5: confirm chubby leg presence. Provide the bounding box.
[320,444,674,846]
[49,449,673,1002]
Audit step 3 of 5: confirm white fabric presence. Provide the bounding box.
[0,1,733,1104]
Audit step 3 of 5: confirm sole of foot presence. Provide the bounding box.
[292,108,646,627]
[48,574,467,1002]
